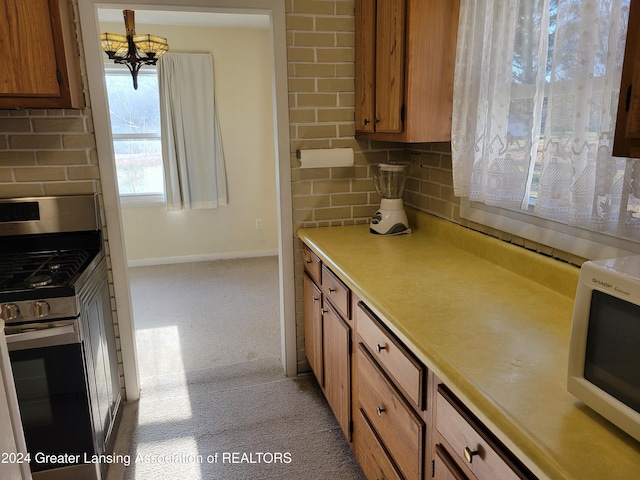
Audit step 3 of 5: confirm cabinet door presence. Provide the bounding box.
[323,299,352,441]
[0,0,84,108]
[614,0,640,157]
[355,0,376,133]
[374,0,406,133]
[355,0,405,135]
[303,273,324,387]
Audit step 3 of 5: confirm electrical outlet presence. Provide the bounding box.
[256,219,263,230]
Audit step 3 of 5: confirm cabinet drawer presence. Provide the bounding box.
[321,264,350,319]
[356,409,402,480]
[435,386,522,480]
[357,345,424,480]
[357,302,424,408]
[434,444,470,480]
[302,244,321,285]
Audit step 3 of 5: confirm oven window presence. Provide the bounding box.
[585,290,640,413]
[10,343,94,472]
[11,358,54,427]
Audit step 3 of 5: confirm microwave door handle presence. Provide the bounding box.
[5,323,80,349]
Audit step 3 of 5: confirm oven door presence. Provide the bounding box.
[6,320,97,477]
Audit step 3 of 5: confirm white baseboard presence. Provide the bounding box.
[126,249,279,267]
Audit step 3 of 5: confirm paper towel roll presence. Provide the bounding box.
[298,148,354,168]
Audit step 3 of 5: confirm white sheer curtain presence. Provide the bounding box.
[452,0,634,237]
[157,52,228,211]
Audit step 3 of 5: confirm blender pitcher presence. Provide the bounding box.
[370,164,411,235]
[373,163,407,199]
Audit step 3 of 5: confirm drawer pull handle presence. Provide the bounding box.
[376,405,386,416]
[312,296,319,303]
[328,287,336,293]
[305,259,312,264]
[464,446,479,464]
[376,343,388,353]
[321,308,328,315]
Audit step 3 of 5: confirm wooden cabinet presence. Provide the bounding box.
[303,273,323,387]
[0,0,84,109]
[357,302,424,409]
[358,344,424,480]
[302,244,353,442]
[301,242,537,480]
[432,381,534,480]
[356,408,403,480]
[322,299,352,440]
[355,302,426,480]
[355,0,460,143]
[434,443,470,480]
[614,0,640,157]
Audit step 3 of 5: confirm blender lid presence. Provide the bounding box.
[378,163,407,171]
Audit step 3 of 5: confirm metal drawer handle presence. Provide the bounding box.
[464,446,479,464]
[376,406,386,416]
[305,259,312,264]
[328,287,336,293]
[376,343,388,353]
[312,296,319,303]
[321,308,328,315]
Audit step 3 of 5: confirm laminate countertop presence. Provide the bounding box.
[297,210,640,480]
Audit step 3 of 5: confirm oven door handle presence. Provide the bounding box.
[5,321,81,351]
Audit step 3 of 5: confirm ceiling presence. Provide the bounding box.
[97,8,270,29]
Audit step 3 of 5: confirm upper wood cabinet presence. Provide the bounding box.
[0,0,84,109]
[355,0,460,143]
[614,0,640,157]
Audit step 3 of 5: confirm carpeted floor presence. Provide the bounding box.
[106,257,364,480]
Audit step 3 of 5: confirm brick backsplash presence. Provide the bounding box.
[402,144,587,267]
[0,108,99,198]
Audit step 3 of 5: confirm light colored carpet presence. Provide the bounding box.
[106,257,364,480]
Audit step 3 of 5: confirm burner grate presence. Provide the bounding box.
[0,251,93,291]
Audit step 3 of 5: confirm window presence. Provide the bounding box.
[452,0,638,260]
[104,66,164,205]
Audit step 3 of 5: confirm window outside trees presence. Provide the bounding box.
[104,67,164,200]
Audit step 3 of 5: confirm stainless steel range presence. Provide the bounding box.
[0,195,121,480]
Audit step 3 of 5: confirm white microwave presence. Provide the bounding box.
[568,255,640,442]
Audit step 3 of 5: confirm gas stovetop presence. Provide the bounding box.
[0,195,104,322]
[0,249,100,293]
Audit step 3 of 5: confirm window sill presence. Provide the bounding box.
[460,198,640,261]
[119,194,166,208]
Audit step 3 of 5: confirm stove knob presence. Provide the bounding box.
[1,304,20,321]
[32,301,51,318]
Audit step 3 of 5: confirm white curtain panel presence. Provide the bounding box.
[452,0,632,235]
[158,52,228,211]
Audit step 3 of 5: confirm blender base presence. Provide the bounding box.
[369,207,411,235]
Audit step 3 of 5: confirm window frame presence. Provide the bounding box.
[104,64,166,207]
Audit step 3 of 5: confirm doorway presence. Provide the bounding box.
[77,0,295,401]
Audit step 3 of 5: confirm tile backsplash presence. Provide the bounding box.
[0,108,99,198]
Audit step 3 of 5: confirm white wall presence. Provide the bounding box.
[102,22,279,265]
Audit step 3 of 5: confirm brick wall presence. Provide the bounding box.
[0,109,99,197]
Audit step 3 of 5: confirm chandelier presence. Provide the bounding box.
[100,10,169,89]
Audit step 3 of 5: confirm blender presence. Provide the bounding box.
[370,163,411,235]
